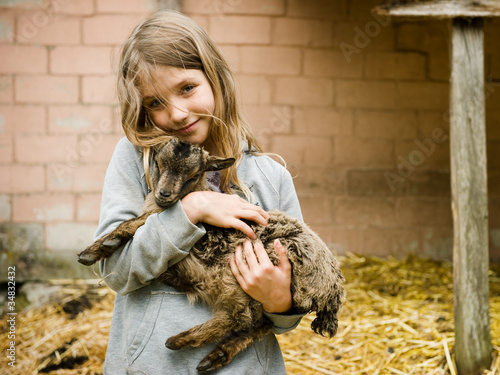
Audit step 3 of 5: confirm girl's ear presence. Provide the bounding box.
[205,156,236,172]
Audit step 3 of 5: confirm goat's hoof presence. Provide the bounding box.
[102,237,122,250]
[77,252,98,266]
[196,350,227,373]
[165,337,182,350]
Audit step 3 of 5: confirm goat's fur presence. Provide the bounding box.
[78,138,345,373]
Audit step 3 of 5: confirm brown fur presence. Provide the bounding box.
[78,138,345,373]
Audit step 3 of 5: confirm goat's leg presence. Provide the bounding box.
[78,213,149,265]
[196,316,274,373]
[165,310,249,351]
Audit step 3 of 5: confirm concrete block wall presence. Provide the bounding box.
[1,0,499,279]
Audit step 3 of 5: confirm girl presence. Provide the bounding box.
[97,10,304,374]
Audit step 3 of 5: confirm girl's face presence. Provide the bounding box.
[141,66,216,152]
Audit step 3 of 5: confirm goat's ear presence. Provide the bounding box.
[205,156,236,172]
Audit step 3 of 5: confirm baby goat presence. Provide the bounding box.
[78,138,345,373]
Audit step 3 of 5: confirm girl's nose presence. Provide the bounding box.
[170,101,189,124]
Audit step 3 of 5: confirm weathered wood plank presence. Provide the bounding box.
[375,1,500,18]
[449,17,492,375]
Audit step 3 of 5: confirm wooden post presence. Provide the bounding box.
[449,17,492,374]
[373,2,497,373]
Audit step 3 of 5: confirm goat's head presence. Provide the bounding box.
[150,138,235,208]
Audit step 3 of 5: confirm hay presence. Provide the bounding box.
[1,255,499,374]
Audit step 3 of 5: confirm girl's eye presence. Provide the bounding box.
[148,99,162,109]
[182,85,195,94]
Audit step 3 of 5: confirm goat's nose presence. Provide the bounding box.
[159,189,171,198]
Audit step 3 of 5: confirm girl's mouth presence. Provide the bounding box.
[176,119,199,135]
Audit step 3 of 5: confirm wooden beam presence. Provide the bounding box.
[449,17,492,375]
[375,1,500,18]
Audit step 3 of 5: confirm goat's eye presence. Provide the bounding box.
[188,173,201,182]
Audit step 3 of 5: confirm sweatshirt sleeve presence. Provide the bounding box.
[97,138,206,295]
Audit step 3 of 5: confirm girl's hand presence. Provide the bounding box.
[229,239,292,313]
[181,191,269,239]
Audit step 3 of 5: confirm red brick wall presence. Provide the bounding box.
[1,0,499,279]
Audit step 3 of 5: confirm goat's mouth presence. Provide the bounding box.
[155,197,177,209]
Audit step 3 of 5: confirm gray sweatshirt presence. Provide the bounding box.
[97,137,304,374]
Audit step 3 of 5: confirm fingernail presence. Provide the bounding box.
[274,239,281,246]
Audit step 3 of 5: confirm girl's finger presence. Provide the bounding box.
[274,239,291,271]
[243,239,259,268]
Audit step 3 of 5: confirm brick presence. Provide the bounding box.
[0,45,48,74]
[334,136,394,167]
[50,46,114,74]
[396,21,447,53]
[273,18,332,47]
[421,227,453,260]
[243,105,292,143]
[73,163,108,192]
[488,140,500,170]
[0,194,11,221]
[0,164,45,193]
[334,21,395,60]
[0,135,13,163]
[336,80,396,109]
[0,11,14,42]
[395,198,452,226]
[274,77,334,106]
[0,76,13,103]
[219,45,240,73]
[365,52,426,80]
[487,111,500,140]
[292,166,344,195]
[0,104,46,134]
[287,0,346,19]
[12,193,74,222]
[0,222,44,253]
[417,112,450,140]
[83,14,146,45]
[270,135,333,166]
[304,49,362,78]
[299,194,333,225]
[489,172,500,199]
[293,107,353,136]
[333,197,398,226]
[82,75,118,104]
[237,75,272,104]
[397,82,449,110]
[15,75,78,104]
[183,0,285,15]
[328,226,362,254]
[394,138,450,170]
[407,170,451,197]
[241,46,301,75]
[429,52,449,81]
[48,105,113,133]
[54,0,95,15]
[45,222,97,252]
[15,135,78,163]
[355,110,418,139]
[96,0,155,13]
[17,14,80,44]
[347,169,406,196]
[209,16,271,44]
[78,134,123,164]
[76,193,101,222]
[362,227,421,257]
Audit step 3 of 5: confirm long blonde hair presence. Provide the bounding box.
[117,10,262,197]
